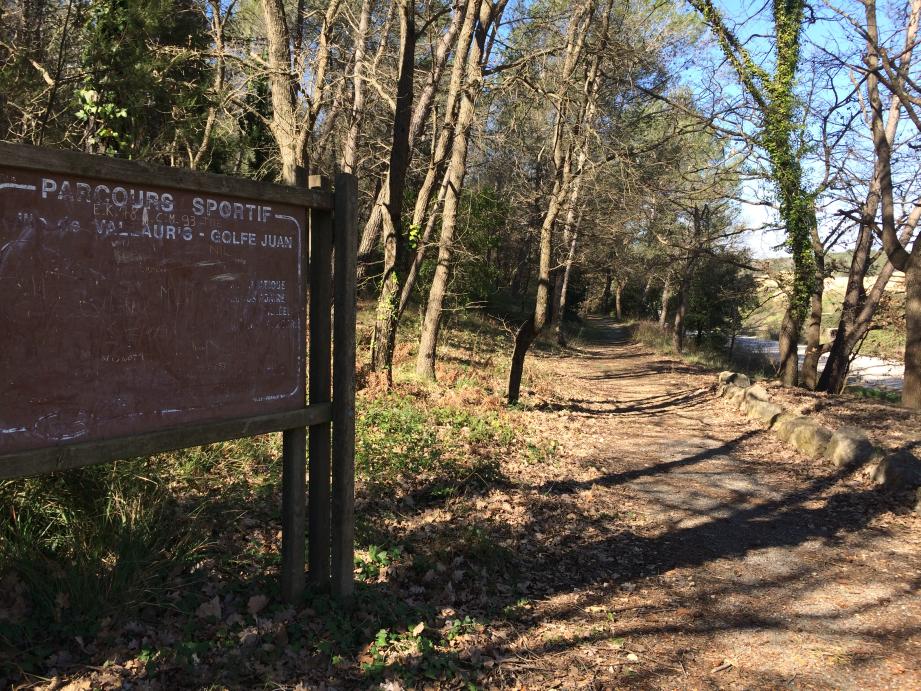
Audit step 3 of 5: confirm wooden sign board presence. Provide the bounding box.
[0,166,308,455]
[0,143,357,602]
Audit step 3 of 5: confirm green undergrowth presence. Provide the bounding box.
[357,392,512,502]
[0,321,520,683]
[845,384,901,403]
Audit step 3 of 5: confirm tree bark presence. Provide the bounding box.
[659,275,672,328]
[864,0,921,407]
[904,260,921,408]
[416,0,502,379]
[369,0,415,383]
[341,0,373,175]
[356,0,467,276]
[261,0,303,183]
[800,253,825,389]
[777,308,800,385]
[556,232,578,346]
[599,269,612,314]
[506,0,600,403]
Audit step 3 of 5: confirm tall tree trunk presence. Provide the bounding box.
[614,282,623,322]
[641,275,653,315]
[905,260,921,408]
[416,0,501,379]
[356,0,466,276]
[864,0,921,407]
[370,0,415,383]
[261,0,303,184]
[599,269,612,314]
[556,232,578,346]
[659,275,672,328]
[800,254,825,389]
[674,286,688,352]
[507,0,600,403]
[819,223,918,393]
[341,0,372,174]
[777,308,800,385]
[396,0,480,316]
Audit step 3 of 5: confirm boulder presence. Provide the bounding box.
[824,427,875,468]
[744,384,770,403]
[872,450,921,491]
[788,421,834,459]
[746,400,784,426]
[915,487,921,514]
[724,385,746,406]
[772,414,810,442]
[722,372,750,388]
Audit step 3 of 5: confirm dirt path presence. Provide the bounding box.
[490,319,921,689]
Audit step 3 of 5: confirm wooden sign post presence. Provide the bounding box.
[0,143,357,602]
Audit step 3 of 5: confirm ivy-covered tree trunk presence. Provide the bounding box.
[690,0,818,387]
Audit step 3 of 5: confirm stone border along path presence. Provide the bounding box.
[717,371,921,507]
[499,320,921,689]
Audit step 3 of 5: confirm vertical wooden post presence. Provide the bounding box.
[332,173,358,599]
[308,175,332,589]
[280,167,310,604]
[280,427,306,602]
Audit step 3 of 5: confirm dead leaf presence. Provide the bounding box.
[411,621,425,636]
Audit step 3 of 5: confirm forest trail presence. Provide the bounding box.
[496,318,921,689]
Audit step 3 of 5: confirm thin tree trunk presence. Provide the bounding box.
[369,0,415,383]
[356,0,467,276]
[615,282,623,322]
[863,0,921,406]
[641,275,653,315]
[659,276,672,328]
[556,231,578,346]
[905,260,921,408]
[416,0,502,379]
[507,0,600,403]
[341,0,372,174]
[396,0,480,316]
[801,254,825,389]
[674,287,687,352]
[599,269,612,314]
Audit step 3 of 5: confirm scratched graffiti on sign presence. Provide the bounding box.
[0,168,307,454]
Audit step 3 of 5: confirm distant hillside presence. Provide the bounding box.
[744,272,906,360]
[761,251,887,276]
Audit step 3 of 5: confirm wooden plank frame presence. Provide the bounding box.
[0,143,358,603]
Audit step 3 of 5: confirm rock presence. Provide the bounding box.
[824,427,875,468]
[744,384,770,402]
[872,450,921,491]
[772,414,810,442]
[719,372,751,388]
[724,385,745,406]
[788,421,833,458]
[915,487,921,514]
[746,400,784,426]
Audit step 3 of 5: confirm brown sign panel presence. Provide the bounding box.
[0,166,307,455]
